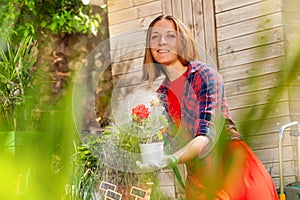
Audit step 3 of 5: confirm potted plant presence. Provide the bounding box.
[100,97,168,199]
[108,97,168,166]
[130,102,168,166]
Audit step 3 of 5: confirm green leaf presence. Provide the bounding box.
[40,21,47,28]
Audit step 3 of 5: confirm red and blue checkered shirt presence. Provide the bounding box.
[157,60,241,151]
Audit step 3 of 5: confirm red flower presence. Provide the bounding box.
[132,104,150,122]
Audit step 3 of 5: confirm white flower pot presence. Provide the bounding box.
[139,142,164,165]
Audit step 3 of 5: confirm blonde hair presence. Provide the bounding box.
[142,15,200,82]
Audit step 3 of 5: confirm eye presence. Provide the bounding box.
[167,34,176,38]
[150,35,158,40]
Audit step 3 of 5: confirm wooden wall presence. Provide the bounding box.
[161,1,218,197]
[107,0,163,107]
[282,0,300,187]
[215,0,300,188]
[162,0,217,66]
[107,1,178,198]
[107,0,218,103]
[106,0,300,193]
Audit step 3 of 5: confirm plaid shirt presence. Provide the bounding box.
[157,61,241,147]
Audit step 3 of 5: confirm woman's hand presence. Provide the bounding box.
[174,135,210,163]
[136,155,179,171]
[136,135,209,171]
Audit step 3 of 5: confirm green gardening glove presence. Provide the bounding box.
[161,155,179,169]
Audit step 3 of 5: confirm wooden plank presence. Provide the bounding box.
[157,171,175,186]
[159,186,176,199]
[133,0,158,6]
[234,116,292,136]
[268,161,296,178]
[112,70,162,88]
[285,30,300,44]
[158,170,176,199]
[137,1,162,18]
[283,6,300,60]
[284,25,300,58]
[273,176,296,189]
[112,57,143,76]
[220,57,284,82]
[290,101,300,115]
[109,18,143,37]
[109,30,146,51]
[174,164,187,198]
[246,132,292,150]
[162,0,173,15]
[230,101,290,122]
[216,0,281,28]
[283,12,300,30]
[108,1,162,26]
[227,88,288,110]
[283,0,300,13]
[203,0,217,66]
[217,12,282,41]
[110,44,145,62]
[111,79,162,101]
[266,161,297,189]
[108,7,138,26]
[181,0,194,33]
[224,73,280,96]
[109,18,144,36]
[254,145,293,163]
[218,42,285,69]
[287,59,300,76]
[256,147,298,186]
[171,0,182,21]
[218,27,284,55]
[215,0,263,13]
[288,86,300,101]
[192,0,206,61]
[107,0,134,13]
[109,14,160,36]
[263,160,296,183]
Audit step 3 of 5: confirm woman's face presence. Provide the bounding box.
[149,19,179,66]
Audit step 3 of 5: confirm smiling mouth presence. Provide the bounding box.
[157,49,169,53]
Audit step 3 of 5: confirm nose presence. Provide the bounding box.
[159,35,167,45]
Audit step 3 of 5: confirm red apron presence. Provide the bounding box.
[185,140,278,200]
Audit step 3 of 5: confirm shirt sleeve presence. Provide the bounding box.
[193,66,226,158]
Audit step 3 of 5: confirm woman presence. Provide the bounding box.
[142,14,278,200]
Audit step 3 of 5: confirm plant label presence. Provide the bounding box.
[130,186,147,198]
[99,181,117,191]
[105,189,122,200]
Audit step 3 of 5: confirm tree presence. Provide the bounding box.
[0,0,106,45]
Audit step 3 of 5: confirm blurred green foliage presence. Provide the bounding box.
[0,0,108,199]
[0,88,76,199]
[0,0,106,46]
[0,36,38,131]
[0,0,110,200]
